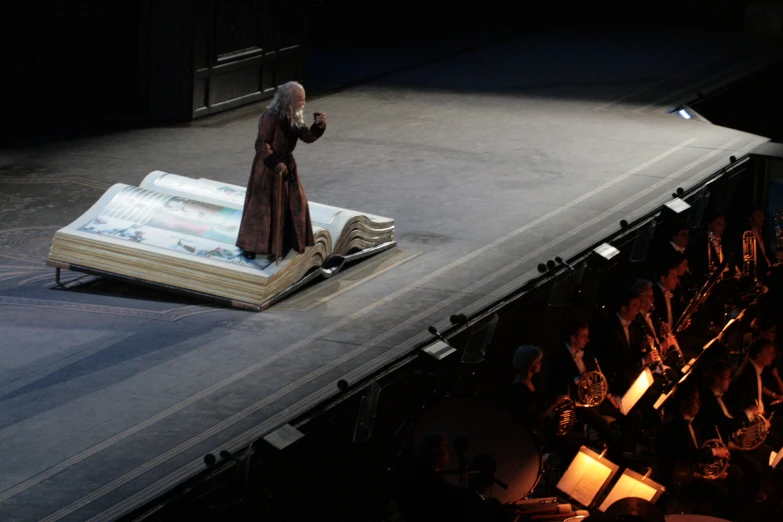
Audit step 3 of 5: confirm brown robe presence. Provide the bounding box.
[236,110,325,261]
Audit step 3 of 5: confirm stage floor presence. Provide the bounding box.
[0,25,780,521]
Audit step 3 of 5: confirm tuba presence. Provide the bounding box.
[575,358,609,407]
[698,426,730,480]
[731,412,773,451]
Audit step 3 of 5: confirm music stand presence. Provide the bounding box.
[630,219,657,263]
[556,446,620,508]
[461,313,499,364]
[598,468,665,512]
[687,188,711,229]
[548,265,586,307]
[353,382,382,443]
[620,368,655,415]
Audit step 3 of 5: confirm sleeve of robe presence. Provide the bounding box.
[299,121,326,143]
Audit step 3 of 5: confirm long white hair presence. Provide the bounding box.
[267,81,305,128]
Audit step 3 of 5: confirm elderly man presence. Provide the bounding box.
[236,81,327,263]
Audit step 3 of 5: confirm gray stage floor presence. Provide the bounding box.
[0,26,780,521]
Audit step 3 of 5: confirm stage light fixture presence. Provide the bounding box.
[664,197,690,215]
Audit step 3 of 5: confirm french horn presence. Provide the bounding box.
[731,412,772,451]
[575,358,609,407]
[698,440,730,480]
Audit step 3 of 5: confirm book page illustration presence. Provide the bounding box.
[76,186,279,272]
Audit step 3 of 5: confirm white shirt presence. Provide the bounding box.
[744,360,766,420]
[617,313,631,346]
[713,389,733,419]
[670,241,686,254]
[683,415,699,448]
[657,282,674,328]
[642,313,660,345]
[752,360,765,414]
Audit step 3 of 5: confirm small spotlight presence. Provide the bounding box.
[677,108,691,120]
[668,106,692,120]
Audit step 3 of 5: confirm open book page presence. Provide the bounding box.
[59,184,302,277]
[598,472,661,511]
[556,450,614,507]
[140,171,392,243]
[141,171,247,210]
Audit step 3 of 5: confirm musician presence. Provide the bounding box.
[666,220,691,257]
[394,432,495,522]
[653,260,684,332]
[696,362,765,502]
[653,383,745,521]
[510,345,570,430]
[724,337,782,447]
[631,279,682,372]
[690,212,738,281]
[544,320,621,457]
[510,345,583,459]
[744,206,776,282]
[546,320,601,398]
[753,317,783,408]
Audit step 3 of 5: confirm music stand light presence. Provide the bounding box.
[620,368,654,415]
[422,340,455,360]
[597,468,665,512]
[662,197,690,220]
[590,243,621,271]
[263,423,305,450]
[556,446,620,508]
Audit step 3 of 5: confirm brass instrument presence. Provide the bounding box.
[575,358,609,407]
[552,396,577,436]
[698,425,730,480]
[742,230,757,278]
[731,411,773,451]
[707,232,718,275]
[659,321,685,367]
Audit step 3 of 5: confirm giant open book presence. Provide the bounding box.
[47,171,395,310]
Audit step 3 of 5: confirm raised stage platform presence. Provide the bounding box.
[1,25,781,521]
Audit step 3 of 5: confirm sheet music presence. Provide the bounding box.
[771,448,783,469]
[557,451,613,506]
[621,368,654,415]
[598,473,659,511]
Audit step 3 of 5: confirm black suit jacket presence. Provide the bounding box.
[695,388,745,443]
[653,283,682,330]
[725,359,762,415]
[594,314,644,395]
[544,343,599,399]
[654,413,714,486]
